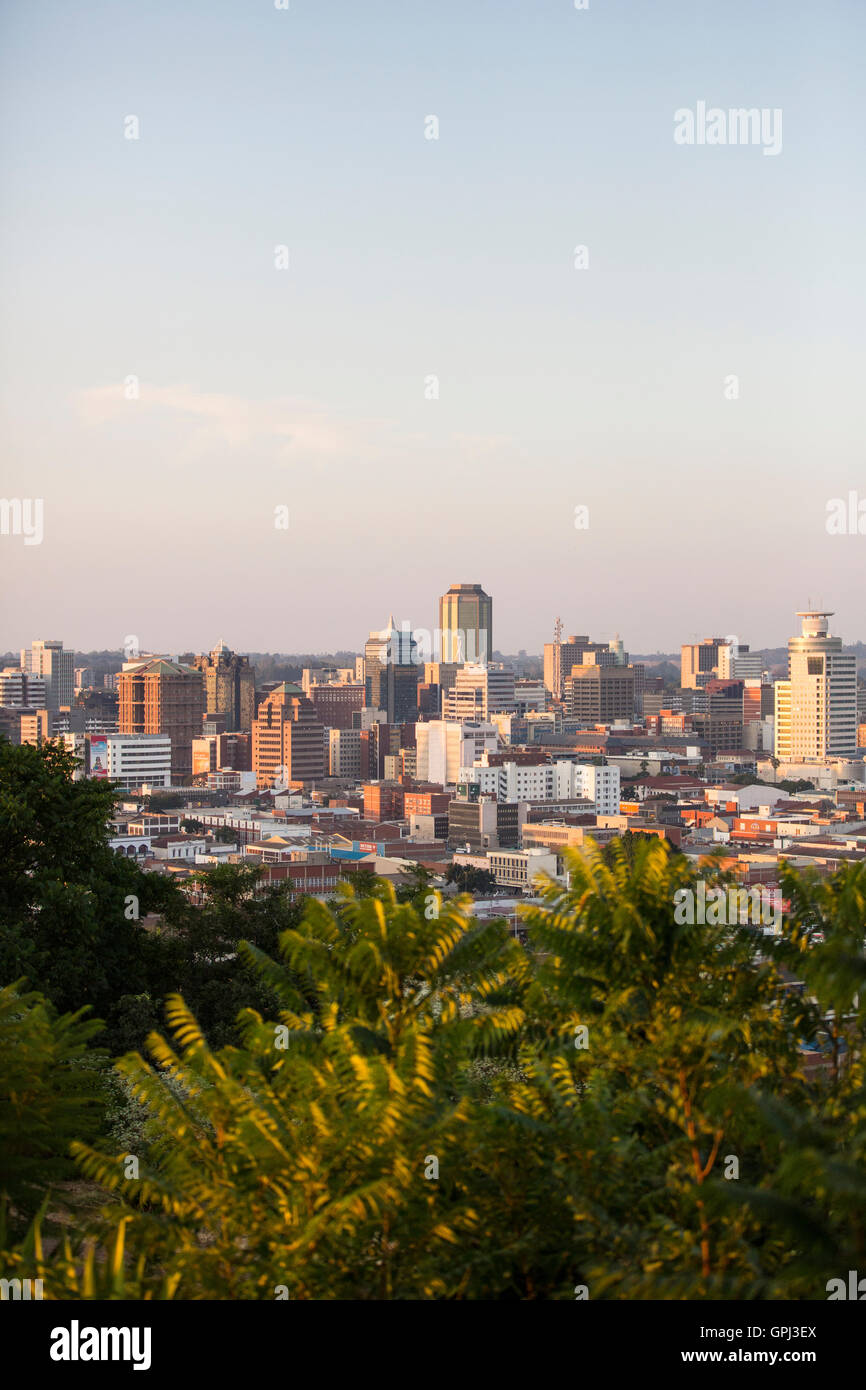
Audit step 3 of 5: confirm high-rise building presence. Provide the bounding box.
[680,638,726,690]
[192,641,255,732]
[308,681,366,730]
[774,611,857,761]
[118,658,205,781]
[443,665,516,720]
[544,634,615,698]
[20,640,74,710]
[364,616,420,723]
[693,679,744,755]
[439,584,493,665]
[252,684,326,788]
[564,662,635,723]
[328,728,362,779]
[415,719,499,786]
[0,667,47,707]
[717,643,763,681]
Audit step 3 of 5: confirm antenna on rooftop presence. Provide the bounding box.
[553,617,563,699]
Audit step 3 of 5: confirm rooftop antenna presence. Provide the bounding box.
[553,616,563,698]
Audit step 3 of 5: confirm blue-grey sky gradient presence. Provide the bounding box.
[1,0,864,654]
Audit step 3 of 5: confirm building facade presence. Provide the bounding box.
[252,683,326,788]
[192,641,256,732]
[443,665,516,720]
[415,719,500,786]
[774,610,857,761]
[564,662,635,723]
[438,584,493,665]
[118,658,205,781]
[364,616,420,723]
[20,640,74,710]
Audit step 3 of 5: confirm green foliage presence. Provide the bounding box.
[0,982,105,1235]
[445,864,498,895]
[0,738,184,1048]
[2,784,865,1300]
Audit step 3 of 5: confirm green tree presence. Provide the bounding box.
[0,982,105,1236]
[0,739,183,1047]
[4,848,864,1301]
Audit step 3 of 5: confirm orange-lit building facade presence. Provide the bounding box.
[252,683,326,788]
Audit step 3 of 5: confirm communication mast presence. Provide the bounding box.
[553,616,563,699]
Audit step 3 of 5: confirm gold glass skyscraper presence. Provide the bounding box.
[438,584,493,665]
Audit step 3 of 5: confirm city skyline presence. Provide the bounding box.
[2,602,863,661]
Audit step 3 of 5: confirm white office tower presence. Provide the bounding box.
[458,760,621,815]
[415,719,499,786]
[443,665,516,720]
[717,643,763,680]
[774,611,857,761]
[87,733,172,789]
[0,667,47,706]
[20,640,74,710]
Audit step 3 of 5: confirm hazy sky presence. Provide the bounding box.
[1,0,864,656]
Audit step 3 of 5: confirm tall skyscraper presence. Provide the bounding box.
[192,640,256,731]
[118,658,205,782]
[774,610,857,761]
[20,639,74,710]
[439,583,493,664]
[364,616,420,723]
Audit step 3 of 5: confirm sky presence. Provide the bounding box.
[1,0,864,657]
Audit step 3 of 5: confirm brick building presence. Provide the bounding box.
[252,684,326,788]
[118,658,205,782]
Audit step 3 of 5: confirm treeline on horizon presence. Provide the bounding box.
[1,737,865,1300]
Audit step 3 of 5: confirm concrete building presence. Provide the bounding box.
[20,640,74,710]
[439,583,493,665]
[423,662,460,696]
[487,847,559,890]
[252,683,326,788]
[774,611,858,762]
[447,794,525,850]
[692,679,745,755]
[681,638,727,690]
[565,662,635,723]
[91,733,172,789]
[309,681,366,730]
[717,643,763,681]
[459,760,620,815]
[514,679,547,713]
[444,664,516,720]
[544,634,616,699]
[415,719,499,786]
[364,615,420,723]
[118,658,205,782]
[0,667,46,706]
[192,641,255,732]
[328,727,362,778]
[191,732,252,776]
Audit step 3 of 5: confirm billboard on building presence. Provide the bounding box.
[90,733,109,778]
